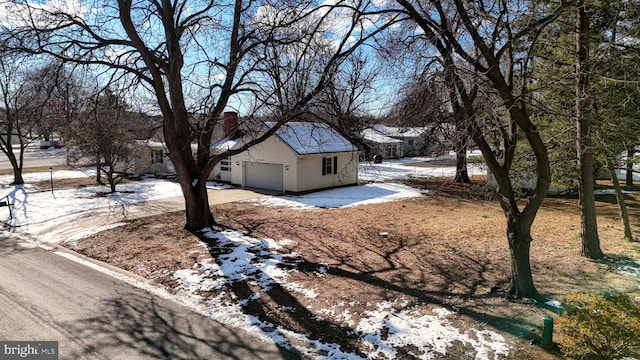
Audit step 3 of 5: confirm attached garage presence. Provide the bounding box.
[212,121,359,193]
[243,162,284,191]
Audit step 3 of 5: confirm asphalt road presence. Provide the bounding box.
[0,236,299,360]
[0,149,68,171]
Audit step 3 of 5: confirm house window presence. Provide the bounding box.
[221,158,231,172]
[151,150,164,164]
[322,156,337,175]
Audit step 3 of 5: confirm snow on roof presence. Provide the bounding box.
[268,122,358,155]
[361,128,403,143]
[211,137,241,152]
[135,140,167,149]
[371,124,429,138]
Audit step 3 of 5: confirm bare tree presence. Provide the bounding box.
[378,17,476,182]
[390,0,568,299]
[2,0,395,230]
[391,74,474,181]
[304,52,381,150]
[22,63,76,144]
[63,86,150,193]
[0,53,70,185]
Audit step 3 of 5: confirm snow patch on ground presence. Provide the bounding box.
[606,257,640,278]
[615,263,640,277]
[358,153,486,182]
[248,182,425,209]
[167,227,511,359]
[2,179,184,231]
[545,300,563,309]
[357,303,508,360]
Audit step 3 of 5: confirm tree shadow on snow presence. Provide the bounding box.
[199,226,538,358]
[200,230,365,358]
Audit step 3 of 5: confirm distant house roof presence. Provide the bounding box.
[212,138,241,152]
[135,140,166,149]
[371,124,429,138]
[361,128,403,144]
[268,122,358,155]
[211,131,244,152]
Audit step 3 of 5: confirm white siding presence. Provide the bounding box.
[295,152,358,192]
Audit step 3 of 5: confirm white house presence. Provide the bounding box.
[362,125,431,158]
[361,128,404,159]
[129,140,176,176]
[212,121,360,193]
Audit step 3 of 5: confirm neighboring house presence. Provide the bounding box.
[361,125,431,158]
[361,128,404,160]
[212,120,360,193]
[128,140,176,176]
[125,112,227,177]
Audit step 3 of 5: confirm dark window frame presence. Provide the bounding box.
[322,156,338,175]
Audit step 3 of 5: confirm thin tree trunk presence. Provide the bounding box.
[454,142,470,183]
[626,147,635,186]
[576,0,603,259]
[96,165,103,185]
[95,153,105,185]
[107,168,117,193]
[12,168,24,185]
[2,141,24,185]
[606,158,634,241]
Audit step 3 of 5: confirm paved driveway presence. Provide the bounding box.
[207,188,264,205]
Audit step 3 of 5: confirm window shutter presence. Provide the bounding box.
[333,156,338,174]
[322,157,326,175]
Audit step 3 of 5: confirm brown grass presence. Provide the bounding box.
[64,178,640,359]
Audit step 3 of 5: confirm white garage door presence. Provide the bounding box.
[244,162,283,191]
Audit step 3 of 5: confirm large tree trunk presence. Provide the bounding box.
[95,164,104,185]
[168,142,215,231]
[506,219,539,299]
[182,180,214,231]
[626,147,635,186]
[606,158,634,242]
[576,0,603,259]
[165,112,215,231]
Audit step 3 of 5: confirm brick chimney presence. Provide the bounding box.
[223,111,238,136]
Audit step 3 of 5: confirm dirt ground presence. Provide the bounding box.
[57,175,640,359]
